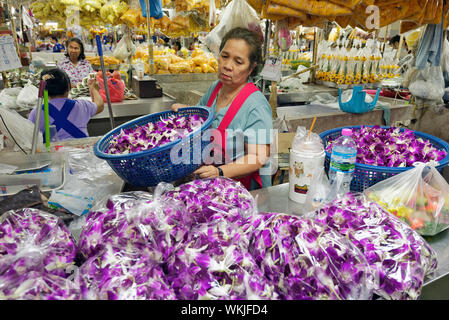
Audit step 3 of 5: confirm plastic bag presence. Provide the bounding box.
[112,31,135,60]
[277,20,292,52]
[307,192,438,300]
[0,88,21,110]
[0,107,44,152]
[154,55,170,70]
[138,0,163,19]
[49,146,123,216]
[365,162,449,236]
[78,183,189,262]
[168,61,192,74]
[16,82,38,110]
[0,270,81,300]
[75,243,175,300]
[304,167,331,212]
[441,37,449,86]
[409,65,445,101]
[0,208,77,278]
[165,217,277,300]
[96,76,125,102]
[120,8,141,27]
[205,0,262,56]
[248,213,375,300]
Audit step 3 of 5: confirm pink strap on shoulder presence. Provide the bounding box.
[207,82,223,107]
[217,82,259,132]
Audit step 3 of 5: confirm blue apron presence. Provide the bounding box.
[42,99,87,142]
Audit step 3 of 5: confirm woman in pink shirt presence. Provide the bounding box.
[28,68,104,141]
[57,37,94,87]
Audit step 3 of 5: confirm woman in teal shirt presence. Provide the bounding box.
[172,27,273,190]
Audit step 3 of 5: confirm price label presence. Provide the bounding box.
[0,35,21,72]
[260,56,282,82]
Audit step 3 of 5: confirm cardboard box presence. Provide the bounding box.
[277,132,296,154]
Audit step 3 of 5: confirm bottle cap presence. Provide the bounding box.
[342,128,352,136]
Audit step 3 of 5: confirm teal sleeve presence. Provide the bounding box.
[243,93,273,145]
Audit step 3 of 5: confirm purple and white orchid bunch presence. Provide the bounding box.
[106,114,205,155]
[247,213,375,300]
[310,193,438,300]
[0,208,79,300]
[325,126,447,167]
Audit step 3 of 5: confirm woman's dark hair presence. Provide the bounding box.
[51,36,58,42]
[40,68,71,97]
[65,37,86,60]
[389,35,401,46]
[174,41,181,50]
[219,27,263,78]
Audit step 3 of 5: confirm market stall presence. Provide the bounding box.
[1,0,449,302]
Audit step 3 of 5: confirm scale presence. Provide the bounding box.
[0,153,66,197]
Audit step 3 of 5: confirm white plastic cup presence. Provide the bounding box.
[289,141,325,204]
[49,125,59,143]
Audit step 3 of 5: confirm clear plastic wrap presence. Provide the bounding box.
[307,193,438,300]
[247,212,376,300]
[365,162,449,236]
[76,244,176,300]
[165,218,277,300]
[0,208,76,278]
[304,167,331,212]
[161,177,259,226]
[0,271,81,300]
[78,184,190,263]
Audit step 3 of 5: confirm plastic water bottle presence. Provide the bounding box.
[329,128,357,194]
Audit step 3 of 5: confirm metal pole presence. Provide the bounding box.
[96,34,115,129]
[145,0,154,75]
[262,19,271,94]
[31,80,46,154]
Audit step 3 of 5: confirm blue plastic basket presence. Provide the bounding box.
[319,126,449,192]
[94,106,214,187]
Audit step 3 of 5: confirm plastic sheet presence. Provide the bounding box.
[308,193,438,300]
[365,162,449,236]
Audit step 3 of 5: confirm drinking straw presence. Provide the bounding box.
[307,116,317,139]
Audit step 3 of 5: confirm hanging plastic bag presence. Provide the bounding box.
[409,65,445,101]
[205,0,262,56]
[277,19,292,52]
[112,31,136,61]
[96,75,126,102]
[16,82,38,110]
[139,0,163,19]
[441,37,449,86]
[0,107,44,152]
[365,162,449,236]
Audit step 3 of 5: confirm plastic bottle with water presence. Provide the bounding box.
[328,128,357,194]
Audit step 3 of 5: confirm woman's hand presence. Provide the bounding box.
[171,103,188,112]
[87,78,100,91]
[194,165,220,179]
